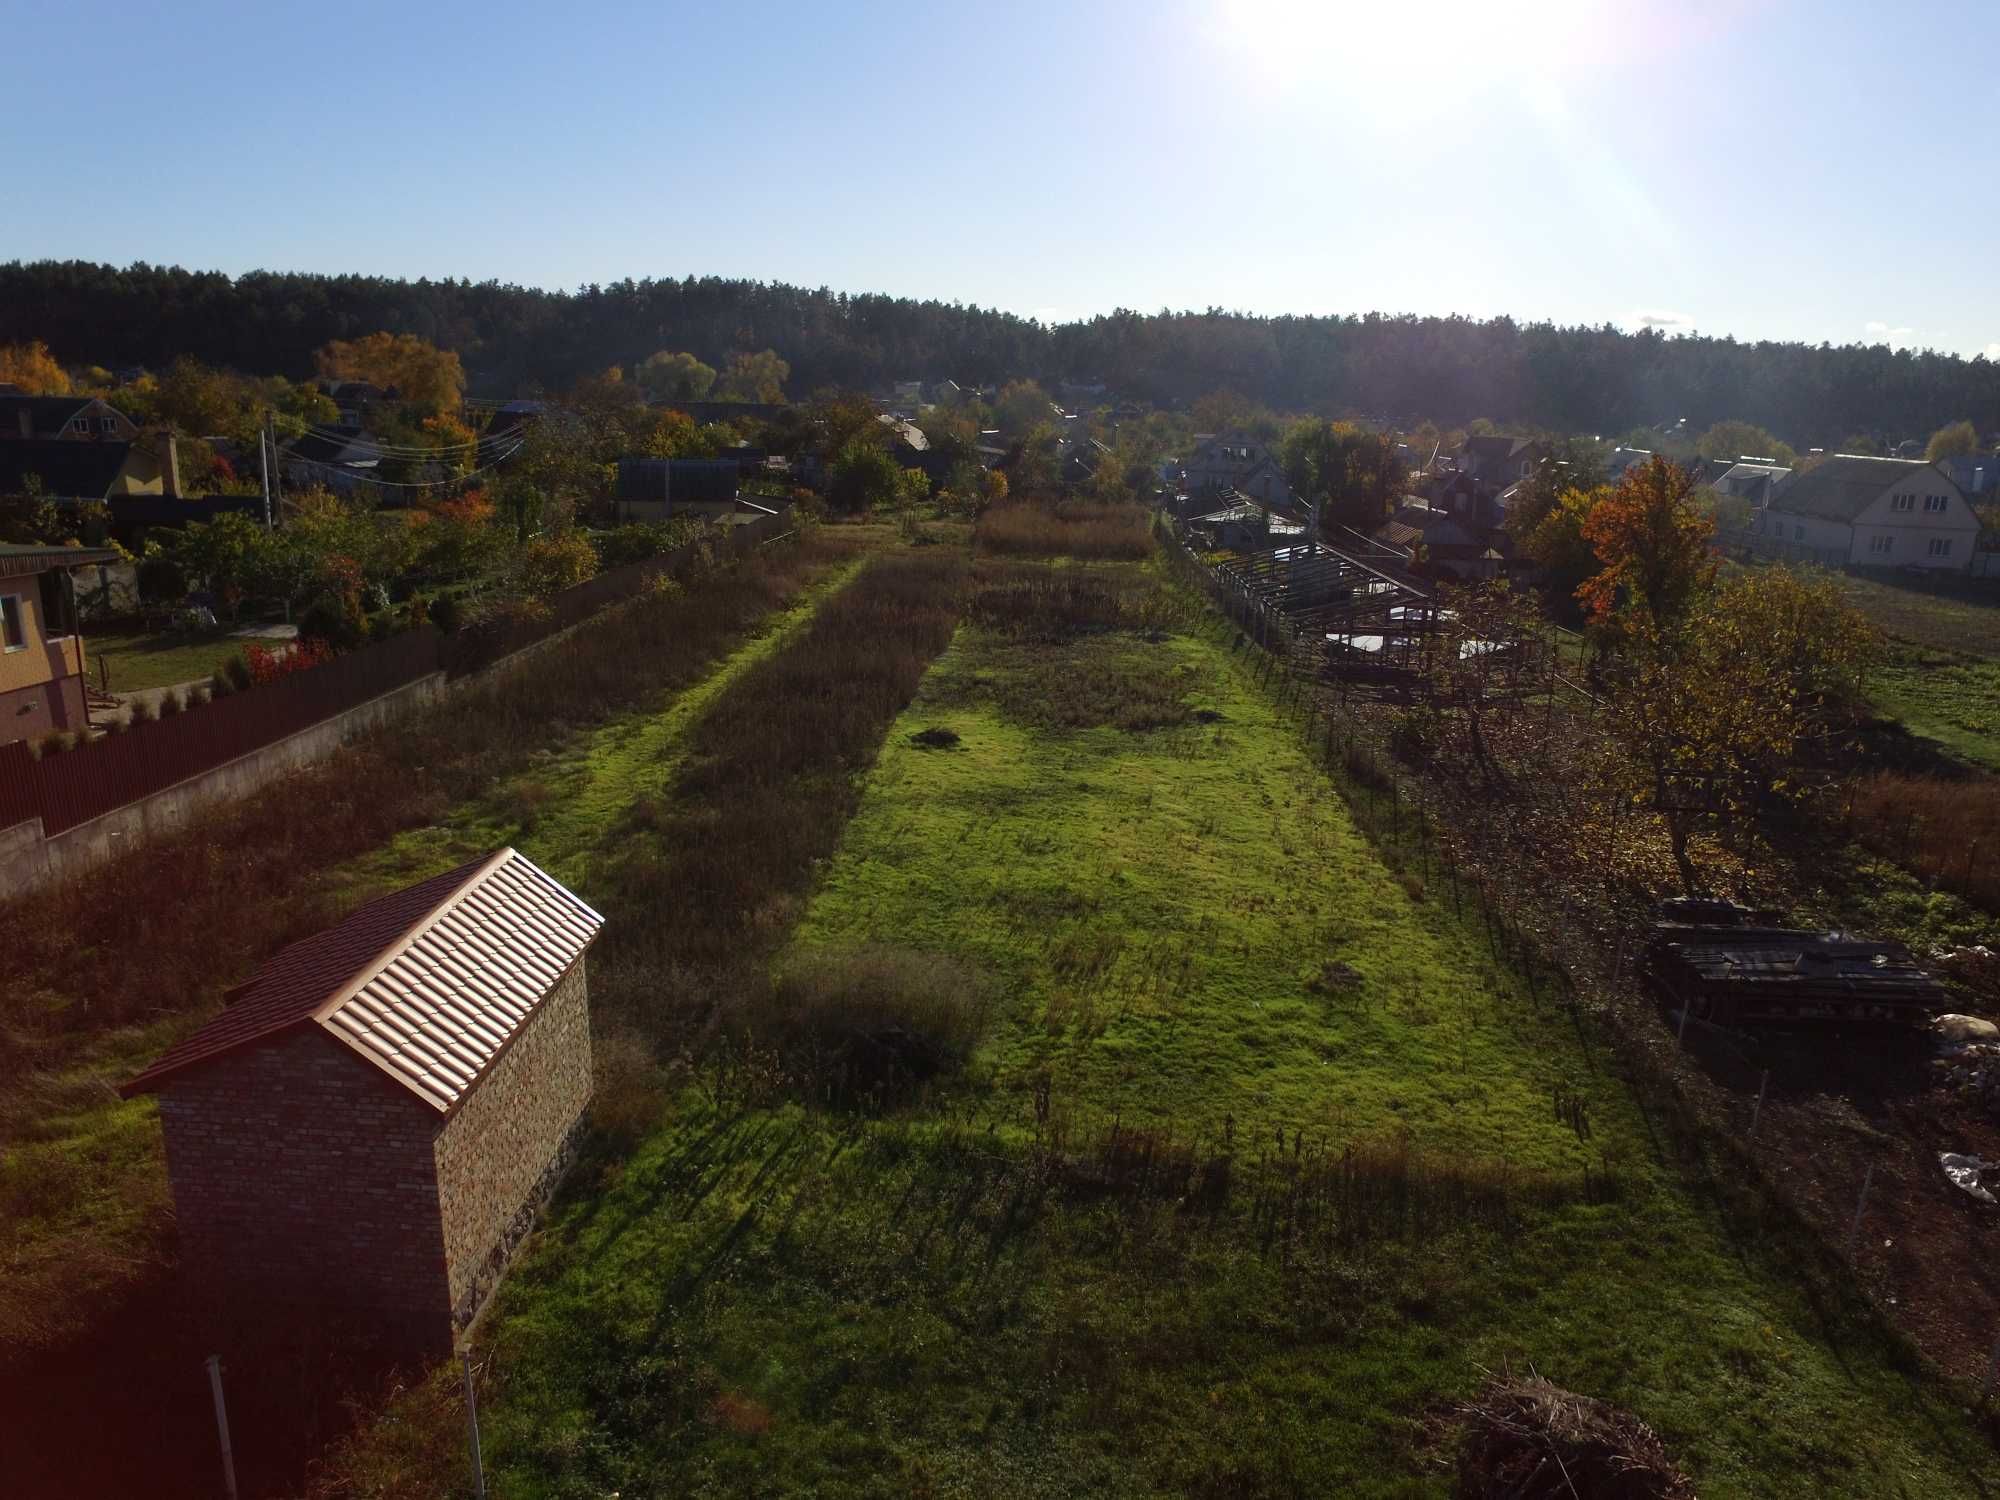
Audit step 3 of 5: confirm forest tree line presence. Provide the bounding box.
[4,259,1998,447]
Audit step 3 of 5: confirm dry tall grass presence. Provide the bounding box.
[974,498,1154,561]
[1850,770,2000,913]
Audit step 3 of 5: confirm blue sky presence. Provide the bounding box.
[8,0,1997,357]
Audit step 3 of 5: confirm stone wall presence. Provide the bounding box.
[154,1028,454,1355]
[432,955,593,1331]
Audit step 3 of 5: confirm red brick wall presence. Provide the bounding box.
[433,955,593,1330]
[155,1029,453,1353]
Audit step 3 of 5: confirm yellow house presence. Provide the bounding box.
[0,544,119,743]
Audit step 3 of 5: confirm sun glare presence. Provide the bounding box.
[1213,0,1621,93]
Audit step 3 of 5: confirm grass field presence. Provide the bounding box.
[363,555,1995,1499]
[85,628,252,694]
[1871,647,2000,773]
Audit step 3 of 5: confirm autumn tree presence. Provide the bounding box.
[1576,455,1716,632]
[636,350,716,404]
[1502,437,1607,541]
[1925,419,1981,460]
[316,332,466,416]
[1518,484,1605,622]
[1280,419,1404,532]
[1601,568,1877,894]
[1697,418,1795,466]
[715,349,789,403]
[827,438,904,513]
[0,340,71,395]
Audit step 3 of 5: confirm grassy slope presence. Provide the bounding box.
[467,564,1989,1499]
[0,555,868,1348]
[1871,651,2000,773]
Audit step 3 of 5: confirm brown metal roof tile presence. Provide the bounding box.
[123,849,604,1111]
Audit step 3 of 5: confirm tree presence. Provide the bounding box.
[169,512,271,618]
[716,349,789,403]
[1417,581,1546,778]
[636,350,716,404]
[1926,420,1980,461]
[1697,419,1795,467]
[1279,419,1403,532]
[516,532,598,598]
[1520,484,1605,620]
[1601,568,1877,894]
[316,332,466,416]
[1577,455,1716,632]
[1503,438,1607,541]
[0,340,70,395]
[994,380,1055,436]
[1838,433,1882,456]
[827,439,904,513]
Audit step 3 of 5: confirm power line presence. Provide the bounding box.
[282,438,527,490]
[297,420,534,457]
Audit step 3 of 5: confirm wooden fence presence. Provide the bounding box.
[0,507,794,841]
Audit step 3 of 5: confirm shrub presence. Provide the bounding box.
[208,671,236,700]
[157,688,186,718]
[594,519,705,570]
[224,654,253,692]
[32,731,75,758]
[428,593,462,634]
[298,595,358,648]
[589,1032,670,1150]
[739,946,992,1105]
[517,531,599,598]
[128,697,157,725]
[135,556,187,604]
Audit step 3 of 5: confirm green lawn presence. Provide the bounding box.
[457,560,1991,1498]
[84,628,252,694]
[1871,649,2000,772]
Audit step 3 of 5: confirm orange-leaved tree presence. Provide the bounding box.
[1576,454,1715,633]
[316,332,466,416]
[0,340,71,395]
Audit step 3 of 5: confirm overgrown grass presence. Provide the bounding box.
[345,558,1997,1498]
[974,498,1154,560]
[1871,648,2000,773]
[1850,768,2000,913]
[0,533,861,1353]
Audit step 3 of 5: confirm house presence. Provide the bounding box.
[0,542,120,742]
[1182,430,1291,506]
[0,394,140,444]
[1755,455,1980,570]
[613,456,743,520]
[1937,453,2000,496]
[1710,461,1792,506]
[1375,501,1500,581]
[281,425,381,494]
[321,380,388,426]
[1453,434,1546,491]
[1605,446,1654,483]
[121,848,603,1356]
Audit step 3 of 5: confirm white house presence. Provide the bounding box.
[1755,455,1979,571]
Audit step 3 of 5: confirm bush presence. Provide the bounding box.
[517,531,599,599]
[224,654,253,691]
[298,595,358,648]
[208,671,236,699]
[975,499,1153,561]
[739,946,992,1104]
[157,688,186,718]
[32,731,76,758]
[594,519,705,571]
[428,593,462,634]
[135,556,187,604]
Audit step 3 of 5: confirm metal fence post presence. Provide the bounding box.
[1845,1163,1875,1263]
[1748,1070,1769,1138]
[463,1349,487,1500]
[205,1355,238,1500]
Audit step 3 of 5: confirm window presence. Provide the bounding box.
[1929,538,1954,558]
[68,416,88,435]
[1925,494,1948,512]
[1891,494,1915,511]
[1869,534,1894,555]
[0,595,22,652]
[1794,524,1806,541]
[98,415,118,434]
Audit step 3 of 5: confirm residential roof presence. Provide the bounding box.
[616,456,741,504]
[0,542,121,577]
[1768,454,1945,524]
[0,438,131,499]
[283,425,376,468]
[124,849,603,1113]
[0,394,97,436]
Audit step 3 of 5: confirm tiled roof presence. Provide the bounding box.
[1770,455,1941,524]
[0,542,121,577]
[124,850,603,1113]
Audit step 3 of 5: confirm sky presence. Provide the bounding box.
[7,0,1999,358]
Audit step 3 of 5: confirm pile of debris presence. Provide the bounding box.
[1932,944,2000,1002]
[1932,1012,2000,1119]
[1454,1374,1695,1499]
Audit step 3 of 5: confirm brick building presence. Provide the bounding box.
[123,848,603,1356]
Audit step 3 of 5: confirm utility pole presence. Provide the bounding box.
[258,413,274,530]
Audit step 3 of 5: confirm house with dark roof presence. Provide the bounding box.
[1181,431,1291,507]
[1453,435,1547,492]
[0,542,121,741]
[613,456,744,521]
[1375,501,1502,581]
[123,848,603,1355]
[1710,461,1792,506]
[1754,455,1979,570]
[0,394,139,444]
